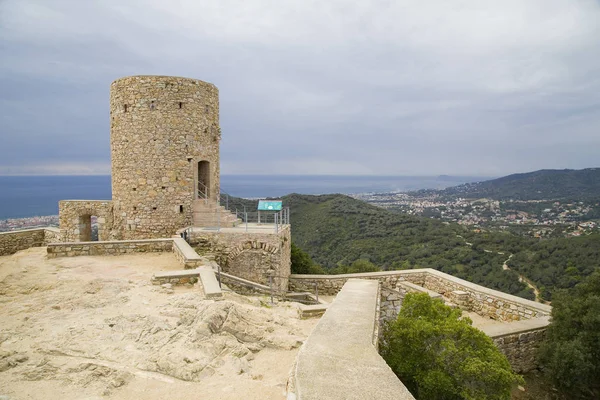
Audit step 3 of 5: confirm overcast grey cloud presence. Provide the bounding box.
[1,0,599,176]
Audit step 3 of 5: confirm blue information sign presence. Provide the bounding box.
[257,200,283,211]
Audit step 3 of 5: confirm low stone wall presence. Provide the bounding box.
[0,227,61,256]
[47,238,173,257]
[288,271,408,296]
[289,269,551,322]
[189,226,291,292]
[289,279,415,400]
[481,317,550,373]
[412,271,550,321]
[493,328,546,373]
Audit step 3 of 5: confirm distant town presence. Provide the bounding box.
[352,191,600,238]
[0,215,59,232]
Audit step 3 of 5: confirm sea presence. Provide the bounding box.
[0,175,487,220]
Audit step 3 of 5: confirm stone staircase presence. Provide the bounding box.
[192,199,241,228]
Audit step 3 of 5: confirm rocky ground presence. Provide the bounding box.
[0,248,317,399]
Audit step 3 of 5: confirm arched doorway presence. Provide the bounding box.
[197,161,210,199]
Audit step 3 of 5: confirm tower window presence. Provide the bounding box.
[152,207,157,210]
[150,101,156,110]
[178,102,183,109]
[123,104,128,113]
[132,188,136,191]
[179,205,184,213]
[205,105,210,113]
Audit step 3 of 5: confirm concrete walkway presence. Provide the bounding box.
[292,279,415,400]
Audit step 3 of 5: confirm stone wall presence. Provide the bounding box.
[47,239,173,258]
[1,228,44,256]
[109,75,221,239]
[43,227,61,244]
[0,227,61,256]
[289,269,550,321]
[491,328,546,373]
[190,226,291,292]
[415,271,550,321]
[288,271,410,296]
[58,200,114,242]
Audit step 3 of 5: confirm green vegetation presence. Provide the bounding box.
[285,194,534,299]
[381,293,522,400]
[538,271,600,398]
[507,234,600,300]
[224,192,598,302]
[438,168,600,201]
[290,243,325,274]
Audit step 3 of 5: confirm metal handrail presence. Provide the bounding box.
[197,182,209,202]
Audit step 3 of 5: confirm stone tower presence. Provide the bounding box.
[109,76,221,239]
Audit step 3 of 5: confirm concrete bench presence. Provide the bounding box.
[198,267,223,299]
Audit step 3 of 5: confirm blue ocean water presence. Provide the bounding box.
[0,175,486,219]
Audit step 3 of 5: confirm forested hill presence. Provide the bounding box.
[225,193,599,301]
[283,193,534,299]
[433,168,600,200]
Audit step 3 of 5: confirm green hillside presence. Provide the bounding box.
[284,194,533,299]
[223,193,599,301]
[437,168,600,200]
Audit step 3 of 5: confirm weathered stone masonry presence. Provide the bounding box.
[189,227,292,292]
[0,227,60,256]
[59,75,222,241]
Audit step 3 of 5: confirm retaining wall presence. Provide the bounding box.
[190,226,291,292]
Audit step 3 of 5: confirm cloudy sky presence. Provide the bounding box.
[1,0,599,176]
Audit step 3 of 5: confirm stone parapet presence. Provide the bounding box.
[0,227,61,256]
[289,269,551,322]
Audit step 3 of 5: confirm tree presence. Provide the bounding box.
[290,243,324,274]
[538,270,600,398]
[381,293,522,400]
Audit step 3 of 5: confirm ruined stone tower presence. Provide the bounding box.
[108,75,221,239]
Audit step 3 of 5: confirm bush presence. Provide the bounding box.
[381,293,522,400]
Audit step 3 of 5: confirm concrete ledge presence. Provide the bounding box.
[297,304,329,319]
[481,316,550,338]
[172,238,204,269]
[151,269,200,286]
[198,267,223,299]
[291,279,415,400]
